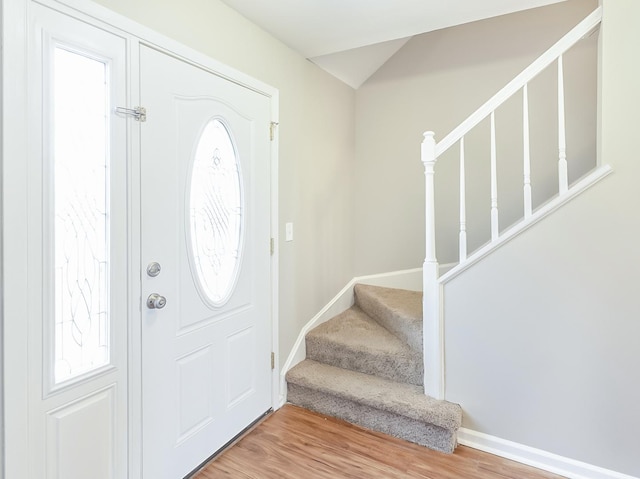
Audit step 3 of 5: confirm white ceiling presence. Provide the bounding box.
[220,0,567,88]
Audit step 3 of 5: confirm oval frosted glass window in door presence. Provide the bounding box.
[188,119,244,306]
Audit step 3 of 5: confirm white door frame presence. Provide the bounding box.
[1,0,280,477]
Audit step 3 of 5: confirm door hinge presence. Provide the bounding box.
[115,106,147,122]
[270,121,279,141]
[270,238,275,255]
[270,352,275,370]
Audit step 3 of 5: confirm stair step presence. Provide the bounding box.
[354,284,423,353]
[306,306,423,386]
[286,360,462,453]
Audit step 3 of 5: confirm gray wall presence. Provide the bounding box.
[92,0,357,368]
[354,0,598,274]
[444,0,640,475]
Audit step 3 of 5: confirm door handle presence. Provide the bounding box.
[147,293,167,309]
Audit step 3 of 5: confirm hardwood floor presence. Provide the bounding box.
[193,405,565,479]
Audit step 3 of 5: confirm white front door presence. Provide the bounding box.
[139,45,273,479]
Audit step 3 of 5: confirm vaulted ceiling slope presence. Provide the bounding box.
[220,0,567,88]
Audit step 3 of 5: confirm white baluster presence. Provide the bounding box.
[558,55,568,195]
[422,132,438,271]
[490,111,499,241]
[421,131,442,400]
[523,84,532,218]
[459,137,467,262]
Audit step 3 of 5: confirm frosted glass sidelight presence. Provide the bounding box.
[189,119,243,306]
[53,47,110,383]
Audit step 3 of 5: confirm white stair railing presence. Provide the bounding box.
[421,7,603,399]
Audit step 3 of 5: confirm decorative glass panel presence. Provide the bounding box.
[189,119,243,306]
[53,47,110,383]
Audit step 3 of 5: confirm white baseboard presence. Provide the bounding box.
[458,428,638,479]
[278,267,422,406]
[355,267,423,291]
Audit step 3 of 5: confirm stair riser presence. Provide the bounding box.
[288,384,457,454]
[355,290,422,353]
[305,337,423,386]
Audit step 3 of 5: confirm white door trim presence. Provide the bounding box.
[2,0,31,476]
[2,1,280,477]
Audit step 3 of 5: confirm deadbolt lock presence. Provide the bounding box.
[147,262,161,277]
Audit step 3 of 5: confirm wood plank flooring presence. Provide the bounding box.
[193,405,566,479]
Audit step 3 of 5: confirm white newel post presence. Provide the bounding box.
[421,132,443,399]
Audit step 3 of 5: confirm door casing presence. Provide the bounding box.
[1,0,280,477]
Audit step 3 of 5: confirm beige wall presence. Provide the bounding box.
[88,3,640,474]
[443,0,640,475]
[354,0,598,274]
[92,0,357,367]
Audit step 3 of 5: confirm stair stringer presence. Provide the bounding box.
[440,164,613,284]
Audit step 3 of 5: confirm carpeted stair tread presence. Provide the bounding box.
[286,359,461,432]
[354,283,423,353]
[286,284,462,453]
[306,306,423,386]
[288,380,457,453]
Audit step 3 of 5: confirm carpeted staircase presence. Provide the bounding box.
[286,283,463,453]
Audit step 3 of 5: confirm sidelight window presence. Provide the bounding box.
[53,46,110,383]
